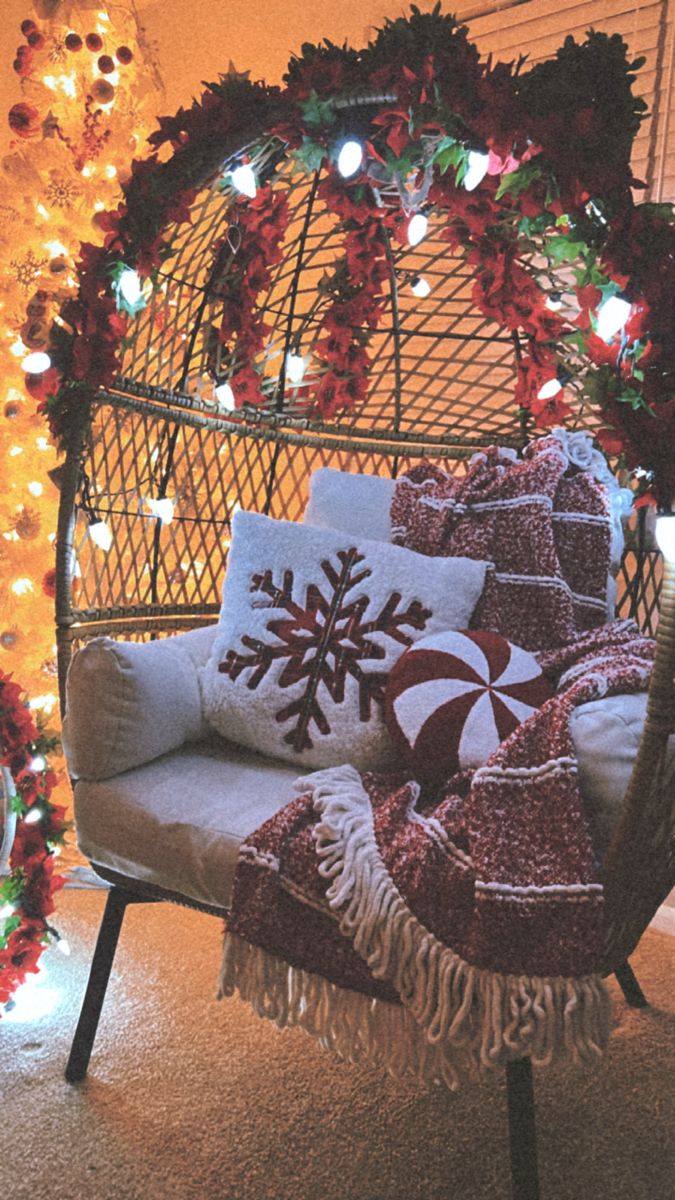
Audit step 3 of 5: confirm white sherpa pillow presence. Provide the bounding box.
[304,467,395,541]
[200,510,490,770]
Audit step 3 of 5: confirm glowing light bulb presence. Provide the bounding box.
[89,520,113,551]
[10,340,27,358]
[655,514,675,562]
[12,578,34,596]
[36,203,51,221]
[145,497,174,524]
[0,903,15,921]
[56,937,71,956]
[230,164,257,198]
[215,382,236,412]
[546,292,563,311]
[45,238,69,258]
[286,352,306,384]
[30,756,46,772]
[407,213,428,247]
[21,351,51,374]
[117,268,142,307]
[410,276,431,299]
[337,140,363,178]
[463,150,490,192]
[28,481,44,497]
[105,164,117,179]
[24,807,42,825]
[537,376,563,401]
[596,294,631,342]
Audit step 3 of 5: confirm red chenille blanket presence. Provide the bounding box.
[220,444,650,1088]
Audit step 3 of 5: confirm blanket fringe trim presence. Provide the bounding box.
[298,764,611,1075]
[219,933,473,1090]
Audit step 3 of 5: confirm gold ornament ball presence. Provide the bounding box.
[12,505,41,540]
[26,296,48,319]
[48,255,69,277]
[21,318,50,350]
[91,78,115,106]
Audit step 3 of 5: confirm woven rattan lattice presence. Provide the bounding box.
[54,64,674,976]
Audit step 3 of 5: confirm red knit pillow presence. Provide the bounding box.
[385,629,553,782]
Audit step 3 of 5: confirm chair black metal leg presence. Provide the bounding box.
[614,959,648,1008]
[65,886,130,1082]
[506,1057,540,1200]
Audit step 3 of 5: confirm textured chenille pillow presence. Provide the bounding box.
[200,511,490,770]
[385,628,552,783]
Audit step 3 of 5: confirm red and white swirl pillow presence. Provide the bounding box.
[385,629,553,783]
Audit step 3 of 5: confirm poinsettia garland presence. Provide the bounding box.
[30,6,675,506]
[0,670,67,1011]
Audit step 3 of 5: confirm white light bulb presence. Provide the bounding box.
[463,150,489,192]
[537,377,563,401]
[215,382,236,412]
[407,213,428,246]
[410,276,431,299]
[596,294,632,342]
[144,497,173,523]
[655,514,675,562]
[0,903,15,921]
[24,807,42,825]
[231,164,257,198]
[150,497,174,525]
[89,520,113,552]
[21,351,51,374]
[286,352,306,384]
[56,937,71,957]
[546,293,563,311]
[118,268,142,308]
[30,756,46,772]
[337,140,363,178]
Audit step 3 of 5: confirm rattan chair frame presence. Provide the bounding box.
[57,94,674,1200]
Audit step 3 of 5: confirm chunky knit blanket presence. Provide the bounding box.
[390,436,613,649]
[220,442,651,1087]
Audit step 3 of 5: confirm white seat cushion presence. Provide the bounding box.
[570,691,675,858]
[74,735,299,909]
[74,695,675,912]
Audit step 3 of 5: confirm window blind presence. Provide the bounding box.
[453,0,675,202]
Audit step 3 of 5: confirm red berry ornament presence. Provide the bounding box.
[65,32,83,52]
[85,32,103,52]
[116,45,133,64]
[98,54,115,74]
[27,31,45,49]
[20,19,37,36]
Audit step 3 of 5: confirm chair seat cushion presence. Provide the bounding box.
[74,735,299,910]
[74,695,675,912]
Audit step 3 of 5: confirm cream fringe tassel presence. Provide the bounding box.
[219,764,611,1087]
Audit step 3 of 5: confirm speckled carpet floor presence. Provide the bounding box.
[1,889,673,1200]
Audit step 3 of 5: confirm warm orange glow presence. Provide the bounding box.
[1,2,165,847]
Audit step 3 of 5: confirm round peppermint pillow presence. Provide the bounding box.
[385,629,553,782]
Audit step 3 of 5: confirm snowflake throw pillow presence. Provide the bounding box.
[385,628,553,783]
[200,511,490,770]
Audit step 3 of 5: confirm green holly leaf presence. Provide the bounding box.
[299,90,335,128]
[496,162,541,201]
[547,235,588,265]
[433,137,463,175]
[294,137,326,175]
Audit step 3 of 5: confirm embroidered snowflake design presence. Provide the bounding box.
[219,547,432,752]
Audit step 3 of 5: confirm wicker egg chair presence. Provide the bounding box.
[54,34,675,1200]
